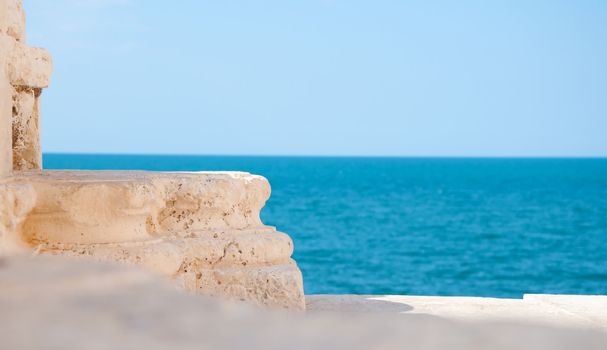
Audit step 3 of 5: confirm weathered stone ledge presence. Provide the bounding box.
[15,170,272,244]
[1,170,305,310]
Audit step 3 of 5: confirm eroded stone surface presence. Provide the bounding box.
[0,0,25,42]
[0,64,10,176]
[0,0,52,173]
[0,13,13,175]
[7,40,51,171]
[0,180,35,255]
[16,171,272,244]
[7,40,52,88]
[6,170,305,310]
[12,87,41,170]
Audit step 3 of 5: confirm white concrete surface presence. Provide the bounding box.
[307,294,607,331]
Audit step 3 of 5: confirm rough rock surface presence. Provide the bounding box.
[0,0,25,42]
[1,255,607,350]
[0,64,10,176]
[12,86,41,170]
[16,171,271,244]
[6,40,52,88]
[0,0,52,173]
[6,170,305,310]
[0,181,35,255]
[0,6,13,176]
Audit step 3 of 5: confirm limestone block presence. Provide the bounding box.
[7,40,52,88]
[0,77,10,177]
[0,181,36,255]
[12,87,41,170]
[35,229,305,309]
[18,171,164,244]
[0,37,11,176]
[17,171,271,244]
[184,260,304,310]
[11,170,306,310]
[0,1,52,174]
[0,0,26,42]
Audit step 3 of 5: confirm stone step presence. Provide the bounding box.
[15,170,271,244]
[2,170,305,310]
[38,229,295,275]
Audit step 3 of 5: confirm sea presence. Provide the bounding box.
[44,154,607,297]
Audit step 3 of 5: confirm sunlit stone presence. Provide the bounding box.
[0,0,304,310]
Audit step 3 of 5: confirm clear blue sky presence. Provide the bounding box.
[24,0,607,157]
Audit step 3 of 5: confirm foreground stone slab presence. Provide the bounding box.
[2,255,607,350]
[6,170,305,310]
[306,294,607,331]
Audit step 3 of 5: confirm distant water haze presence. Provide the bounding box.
[45,154,607,297]
[24,0,607,157]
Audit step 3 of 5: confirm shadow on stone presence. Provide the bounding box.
[306,295,414,313]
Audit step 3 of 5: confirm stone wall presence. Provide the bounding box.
[0,0,14,176]
[0,61,10,177]
[0,0,52,174]
[0,0,50,253]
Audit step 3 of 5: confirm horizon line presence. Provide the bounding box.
[42,152,607,160]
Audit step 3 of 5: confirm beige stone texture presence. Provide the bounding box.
[0,60,10,176]
[0,28,12,176]
[7,40,51,171]
[0,0,26,42]
[0,0,51,173]
[7,40,52,88]
[2,255,607,350]
[0,181,35,255]
[12,87,41,170]
[6,170,305,310]
[15,171,270,244]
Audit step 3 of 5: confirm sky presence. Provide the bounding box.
[23,0,607,157]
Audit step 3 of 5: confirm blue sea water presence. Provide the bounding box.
[43,154,607,297]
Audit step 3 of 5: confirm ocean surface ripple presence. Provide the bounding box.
[44,155,607,297]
